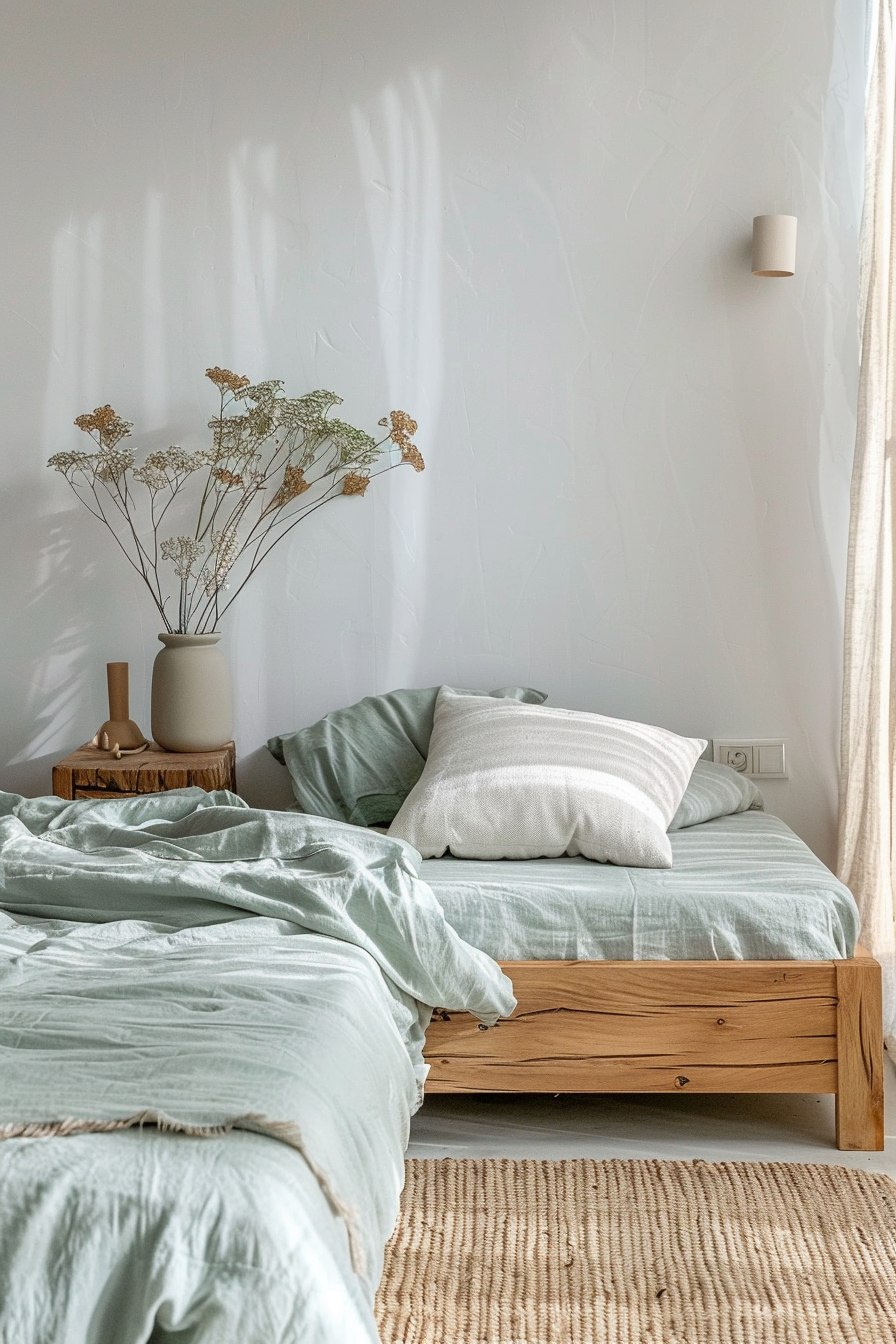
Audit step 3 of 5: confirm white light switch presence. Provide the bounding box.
[756,742,785,776]
[712,739,787,778]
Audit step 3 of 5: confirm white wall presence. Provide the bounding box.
[0,0,864,864]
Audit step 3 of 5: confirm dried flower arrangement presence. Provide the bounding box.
[48,368,424,634]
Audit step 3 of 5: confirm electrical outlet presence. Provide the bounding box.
[713,739,787,778]
[716,743,753,774]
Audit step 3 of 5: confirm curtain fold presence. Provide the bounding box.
[839,0,896,1049]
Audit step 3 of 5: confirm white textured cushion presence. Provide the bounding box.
[388,690,706,867]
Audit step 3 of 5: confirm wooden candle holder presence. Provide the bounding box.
[90,661,149,759]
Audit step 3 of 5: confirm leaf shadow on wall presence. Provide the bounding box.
[4,6,520,797]
[0,483,122,796]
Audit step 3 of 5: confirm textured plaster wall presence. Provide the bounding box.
[0,0,864,863]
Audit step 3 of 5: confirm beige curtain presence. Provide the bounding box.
[839,0,896,1048]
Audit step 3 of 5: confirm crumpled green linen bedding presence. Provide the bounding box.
[0,788,513,1021]
[0,1127,383,1344]
[0,788,515,1344]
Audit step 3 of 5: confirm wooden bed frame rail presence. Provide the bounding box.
[424,945,885,1151]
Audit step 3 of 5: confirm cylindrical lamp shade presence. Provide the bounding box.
[751,214,797,277]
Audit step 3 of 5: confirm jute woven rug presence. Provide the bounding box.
[374,1158,896,1344]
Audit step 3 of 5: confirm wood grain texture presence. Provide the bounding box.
[835,955,885,1151]
[424,954,885,1149]
[463,958,839,1009]
[426,1002,836,1066]
[52,742,237,799]
[425,959,840,1095]
[426,1057,837,1094]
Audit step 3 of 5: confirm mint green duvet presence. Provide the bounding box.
[0,790,514,1344]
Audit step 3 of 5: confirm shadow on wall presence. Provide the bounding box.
[0,482,106,795]
[12,64,449,799]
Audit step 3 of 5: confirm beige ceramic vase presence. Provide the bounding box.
[151,633,233,752]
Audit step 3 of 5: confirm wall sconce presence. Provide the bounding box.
[751,214,797,277]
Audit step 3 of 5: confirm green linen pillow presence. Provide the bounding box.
[667,758,764,830]
[267,685,548,826]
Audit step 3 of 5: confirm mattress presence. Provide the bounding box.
[421,811,860,963]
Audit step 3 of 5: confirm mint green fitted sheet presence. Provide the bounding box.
[421,811,860,963]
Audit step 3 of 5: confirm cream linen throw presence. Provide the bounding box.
[840,0,896,1049]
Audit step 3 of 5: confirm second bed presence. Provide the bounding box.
[419,790,883,1151]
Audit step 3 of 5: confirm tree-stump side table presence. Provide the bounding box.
[52,742,237,800]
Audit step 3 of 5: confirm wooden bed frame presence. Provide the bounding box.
[423,944,885,1150]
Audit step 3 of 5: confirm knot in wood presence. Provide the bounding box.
[674,1075,690,1088]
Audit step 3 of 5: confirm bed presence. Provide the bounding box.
[419,811,884,1151]
[0,787,513,1342]
[268,686,886,1154]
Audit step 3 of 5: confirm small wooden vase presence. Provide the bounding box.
[92,662,149,758]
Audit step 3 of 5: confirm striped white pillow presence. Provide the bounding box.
[388,689,706,867]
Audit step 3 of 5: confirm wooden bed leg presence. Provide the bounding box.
[835,955,885,1151]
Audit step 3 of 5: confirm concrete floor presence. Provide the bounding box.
[408,1057,896,1175]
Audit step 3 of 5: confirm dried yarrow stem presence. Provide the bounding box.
[133,447,211,490]
[49,374,423,633]
[95,447,136,482]
[160,536,205,579]
[240,380,283,409]
[401,443,425,472]
[382,409,425,473]
[212,468,244,490]
[270,465,311,509]
[74,405,134,449]
[205,367,251,394]
[47,450,95,475]
[202,529,240,596]
[388,410,418,441]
